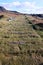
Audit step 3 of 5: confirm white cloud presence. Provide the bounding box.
[0,1,43,14]
[12,1,21,6]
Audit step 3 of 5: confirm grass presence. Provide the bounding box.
[0,14,43,65]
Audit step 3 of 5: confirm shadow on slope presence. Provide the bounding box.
[0,15,4,19]
[32,23,43,30]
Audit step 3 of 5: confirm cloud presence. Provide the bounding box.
[12,1,21,6]
[1,1,21,7]
[0,1,43,14]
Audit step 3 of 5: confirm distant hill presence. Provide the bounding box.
[0,6,43,24]
[0,6,43,16]
[0,6,21,14]
[31,14,43,18]
[0,6,6,12]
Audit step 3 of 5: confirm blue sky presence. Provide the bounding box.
[0,0,43,14]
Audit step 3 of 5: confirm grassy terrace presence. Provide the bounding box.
[0,15,43,65]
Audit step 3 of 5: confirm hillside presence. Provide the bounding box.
[0,6,43,65]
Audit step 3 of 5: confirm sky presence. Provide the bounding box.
[0,0,43,14]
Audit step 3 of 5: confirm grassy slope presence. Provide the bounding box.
[0,14,43,65]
